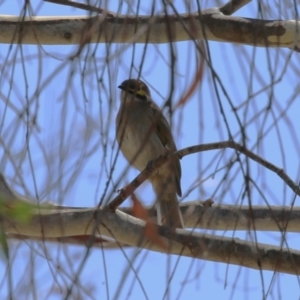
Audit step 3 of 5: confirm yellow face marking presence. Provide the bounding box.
[136,88,147,97]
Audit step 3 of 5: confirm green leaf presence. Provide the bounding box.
[0,197,35,223]
[0,230,9,261]
[8,201,34,223]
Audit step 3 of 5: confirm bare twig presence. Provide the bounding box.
[44,0,115,17]
[179,141,300,196]
[7,233,128,248]
[108,141,300,210]
[44,0,248,18]
[219,0,252,15]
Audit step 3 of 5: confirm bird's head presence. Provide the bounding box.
[118,79,151,102]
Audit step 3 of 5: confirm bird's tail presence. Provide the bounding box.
[151,176,184,229]
[156,197,184,229]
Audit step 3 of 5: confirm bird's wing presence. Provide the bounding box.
[150,103,182,196]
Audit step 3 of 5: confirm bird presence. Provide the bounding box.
[116,79,184,229]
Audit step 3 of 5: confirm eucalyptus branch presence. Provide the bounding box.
[0,1,299,50]
[1,172,300,274]
[2,205,300,275]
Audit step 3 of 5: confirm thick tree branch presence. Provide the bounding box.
[122,201,300,233]
[2,204,300,275]
[1,173,300,274]
[0,10,299,50]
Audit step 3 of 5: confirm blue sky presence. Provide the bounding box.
[0,0,300,299]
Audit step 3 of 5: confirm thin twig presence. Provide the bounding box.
[44,0,115,17]
[180,141,300,197]
[44,0,250,17]
[219,0,252,15]
[7,233,128,248]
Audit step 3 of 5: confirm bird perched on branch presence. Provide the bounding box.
[116,79,184,229]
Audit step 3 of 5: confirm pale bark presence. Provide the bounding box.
[1,174,300,275]
[3,202,300,275]
[0,11,299,50]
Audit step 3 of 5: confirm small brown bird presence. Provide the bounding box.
[116,79,184,228]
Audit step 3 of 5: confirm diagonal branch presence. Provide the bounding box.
[219,0,251,15]
[44,0,250,17]
[108,141,300,210]
[44,0,115,17]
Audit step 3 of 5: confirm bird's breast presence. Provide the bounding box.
[116,105,165,172]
